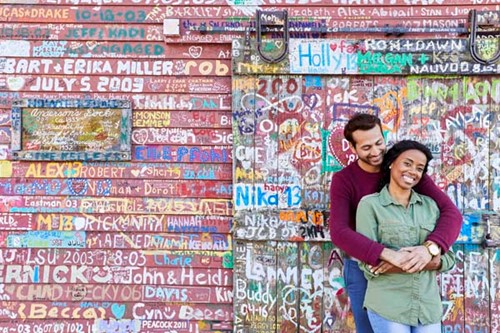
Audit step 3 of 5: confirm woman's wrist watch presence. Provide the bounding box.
[424,241,440,257]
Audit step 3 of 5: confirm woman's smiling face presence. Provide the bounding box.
[389,149,428,190]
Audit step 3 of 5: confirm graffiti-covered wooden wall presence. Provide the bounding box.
[230,8,500,333]
[0,1,499,333]
[0,2,235,333]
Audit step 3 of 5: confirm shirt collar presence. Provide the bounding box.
[379,185,423,207]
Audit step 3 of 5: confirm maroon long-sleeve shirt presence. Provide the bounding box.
[329,161,463,266]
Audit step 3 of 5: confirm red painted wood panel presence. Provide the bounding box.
[1,301,233,320]
[0,108,232,128]
[0,92,233,111]
[0,5,485,24]
[0,0,490,5]
[1,161,233,180]
[0,58,231,77]
[2,283,234,303]
[0,178,232,198]
[0,75,230,94]
[0,248,232,268]
[0,318,233,333]
[0,195,233,215]
[0,264,233,285]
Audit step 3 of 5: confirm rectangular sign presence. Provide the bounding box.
[11,99,131,161]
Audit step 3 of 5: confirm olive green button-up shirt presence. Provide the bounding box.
[356,186,456,326]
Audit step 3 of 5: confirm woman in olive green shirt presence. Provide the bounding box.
[356,140,456,333]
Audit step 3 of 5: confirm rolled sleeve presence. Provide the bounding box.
[439,250,456,273]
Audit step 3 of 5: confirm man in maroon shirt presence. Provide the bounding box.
[329,113,462,333]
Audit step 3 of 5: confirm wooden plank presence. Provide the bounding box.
[324,245,354,332]
[298,242,323,332]
[489,248,500,332]
[0,319,232,333]
[1,301,233,320]
[0,195,233,215]
[0,248,232,268]
[82,232,231,250]
[0,75,230,94]
[134,110,232,128]
[0,161,233,180]
[131,128,232,145]
[0,5,484,23]
[0,23,163,41]
[1,230,87,248]
[132,145,232,163]
[0,0,491,6]
[440,244,465,333]
[0,264,233,286]
[2,283,234,303]
[372,76,405,143]
[233,240,279,333]
[3,0,488,4]
[0,40,233,59]
[232,75,258,210]
[275,242,298,332]
[402,76,423,141]
[463,244,490,333]
[277,76,304,210]
[256,75,279,210]
[462,81,490,211]
[0,58,231,77]
[133,110,232,128]
[491,103,500,211]
[300,75,328,209]
[3,144,233,162]
[0,92,233,111]
[1,39,168,58]
[33,213,232,233]
[0,178,232,198]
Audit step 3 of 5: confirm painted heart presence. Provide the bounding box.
[302,94,318,110]
[132,129,149,145]
[330,43,337,52]
[73,217,86,230]
[131,170,140,177]
[7,77,25,91]
[67,178,88,196]
[188,46,202,58]
[328,126,356,167]
[111,303,126,320]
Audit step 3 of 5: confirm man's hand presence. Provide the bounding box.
[368,261,402,275]
[399,245,433,273]
[372,250,441,275]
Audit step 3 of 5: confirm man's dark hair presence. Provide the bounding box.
[344,113,382,147]
[379,140,433,190]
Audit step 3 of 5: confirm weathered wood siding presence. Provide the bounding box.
[0,1,499,333]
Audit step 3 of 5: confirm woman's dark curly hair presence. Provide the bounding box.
[378,140,433,191]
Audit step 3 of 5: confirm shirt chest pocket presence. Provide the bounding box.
[419,224,435,243]
[379,224,419,248]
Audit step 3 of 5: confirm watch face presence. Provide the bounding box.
[429,244,440,256]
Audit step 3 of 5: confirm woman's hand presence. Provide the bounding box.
[399,245,433,273]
